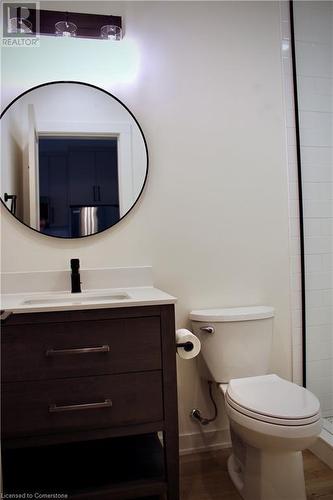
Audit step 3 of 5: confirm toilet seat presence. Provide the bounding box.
[225,393,320,426]
[225,398,322,441]
[224,374,320,426]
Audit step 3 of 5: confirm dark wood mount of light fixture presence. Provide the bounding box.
[6,6,122,39]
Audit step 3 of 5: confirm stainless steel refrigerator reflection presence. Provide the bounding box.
[70,205,120,237]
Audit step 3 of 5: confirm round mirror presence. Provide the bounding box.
[0,81,148,238]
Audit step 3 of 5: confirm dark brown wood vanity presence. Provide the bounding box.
[1,304,179,500]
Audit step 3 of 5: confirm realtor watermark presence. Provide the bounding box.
[0,493,68,499]
[1,2,40,47]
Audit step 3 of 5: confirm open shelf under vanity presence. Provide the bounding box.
[3,433,165,499]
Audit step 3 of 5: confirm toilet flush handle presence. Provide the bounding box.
[200,326,215,334]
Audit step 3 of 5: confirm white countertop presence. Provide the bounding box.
[1,286,177,314]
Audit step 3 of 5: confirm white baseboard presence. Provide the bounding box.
[179,427,333,470]
[309,429,333,470]
[179,427,231,456]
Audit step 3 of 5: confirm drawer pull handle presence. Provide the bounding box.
[0,310,12,324]
[46,345,110,356]
[49,399,113,413]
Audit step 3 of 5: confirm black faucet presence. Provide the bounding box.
[70,259,82,293]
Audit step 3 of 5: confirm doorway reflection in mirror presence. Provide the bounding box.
[0,82,148,238]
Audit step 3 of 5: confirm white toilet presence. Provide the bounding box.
[189,306,321,500]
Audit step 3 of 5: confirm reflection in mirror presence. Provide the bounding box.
[39,136,119,237]
[1,82,148,238]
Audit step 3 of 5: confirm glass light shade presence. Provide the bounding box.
[100,25,122,41]
[55,21,77,37]
[8,18,32,34]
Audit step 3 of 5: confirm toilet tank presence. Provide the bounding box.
[189,306,274,383]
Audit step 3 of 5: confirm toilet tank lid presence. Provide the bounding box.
[189,306,274,322]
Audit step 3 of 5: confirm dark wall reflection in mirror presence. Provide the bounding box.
[1,82,148,239]
[39,137,119,237]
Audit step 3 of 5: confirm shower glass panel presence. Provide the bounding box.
[292,1,333,435]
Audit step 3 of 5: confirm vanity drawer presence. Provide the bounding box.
[2,371,163,438]
[2,316,161,382]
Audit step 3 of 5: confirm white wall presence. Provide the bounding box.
[293,1,333,419]
[0,103,24,219]
[0,1,292,451]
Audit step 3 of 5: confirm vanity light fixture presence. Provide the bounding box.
[100,24,122,40]
[16,8,122,41]
[55,20,77,37]
[55,11,77,37]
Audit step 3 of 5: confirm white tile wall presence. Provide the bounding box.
[299,77,333,113]
[292,0,333,418]
[303,183,332,200]
[305,220,333,238]
[280,2,333,412]
[307,324,332,342]
[300,112,332,147]
[301,147,332,166]
[303,165,332,182]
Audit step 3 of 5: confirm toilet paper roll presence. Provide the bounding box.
[176,328,201,360]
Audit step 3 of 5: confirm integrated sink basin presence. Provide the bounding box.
[1,268,177,313]
[22,292,130,306]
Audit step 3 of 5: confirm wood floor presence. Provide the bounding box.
[180,448,333,500]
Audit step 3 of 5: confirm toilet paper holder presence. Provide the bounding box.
[176,341,194,352]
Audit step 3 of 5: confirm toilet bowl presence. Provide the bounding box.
[190,306,322,500]
[221,375,321,500]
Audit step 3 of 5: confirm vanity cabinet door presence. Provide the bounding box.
[95,150,119,205]
[2,371,163,438]
[39,155,69,229]
[2,316,161,382]
[68,151,95,205]
[68,148,119,206]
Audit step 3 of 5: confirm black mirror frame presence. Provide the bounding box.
[0,80,149,239]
